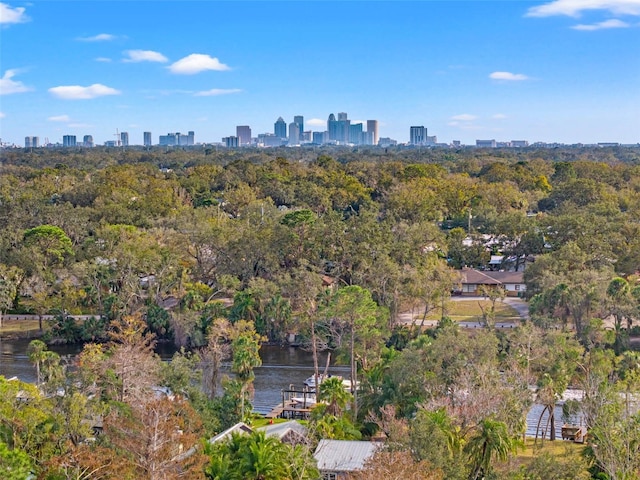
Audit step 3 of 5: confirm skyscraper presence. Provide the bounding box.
[187,131,195,146]
[327,114,339,142]
[120,132,129,147]
[274,117,287,139]
[293,115,304,136]
[288,122,300,145]
[63,135,76,147]
[236,126,252,146]
[24,136,39,148]
[144,132,152,147]
[336,112,350,143]
[409,126,426,145]
[223,136,238,147]
[349,123,363,145]
[367,120,379,146]
[83,135,94,147]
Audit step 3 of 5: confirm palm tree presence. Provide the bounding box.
[465,417,517,480]
[241,432,287,480]
[317,376,352,417]
[27,339,47,385]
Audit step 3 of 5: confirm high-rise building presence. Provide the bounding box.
[293,115,304,136]
[144,132,152,147]
[409,126,426,145]
[223,136,239,147]
[159,131,194,146]
[476,139,497,148]
[327,114,339,141]
[366,120,379,146]
[258,133,283,147]
[288,122,300,145]
[120,132,129,147]
[274,117,287,139]
[63,135,77,147]
[337,113,350,143]
[24,136,39,148]
[349,123,363,145]
[83,135,94,147]
[313,132,326,144]
[236,126,252,146]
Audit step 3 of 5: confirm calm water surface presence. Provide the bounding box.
[0,339,347,414]
[0,338,572,438]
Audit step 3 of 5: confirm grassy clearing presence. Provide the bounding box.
[408,299,521,322]
[505,438,587,471]
[516,438,585,460]
[0,318,43,337]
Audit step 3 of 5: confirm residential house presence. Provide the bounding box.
[458,268,526,297]
[313,439,380,479]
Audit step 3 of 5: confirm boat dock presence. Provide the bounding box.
[265,386,316,420]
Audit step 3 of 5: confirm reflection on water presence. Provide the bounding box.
[0,339,579,437]
[0,339,348,414]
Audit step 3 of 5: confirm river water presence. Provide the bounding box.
[0,338,573,439]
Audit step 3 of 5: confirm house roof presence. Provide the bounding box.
[257,420,306,437]
[460,268,524,285]
[256,420,308,443]
[209,422,253,444]
[314,440,379,472]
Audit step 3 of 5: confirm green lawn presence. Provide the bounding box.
[0,318,43,337]
[502,438,588,473]
[409,299,521,322]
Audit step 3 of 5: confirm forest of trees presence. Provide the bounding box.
[1,145,640,479]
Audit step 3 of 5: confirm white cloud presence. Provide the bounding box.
[489,71,529,81]
[527,0,640,17]
[168,54,231,74]
[95,57,112,63]
[0,69,31,95]
[0,2,29,24]
[48,83,121,100]
[77,33,116,42]
[194,88,242,96]
[306,118,326,127]
[123,49,168,63]
[0,111,5,118]
[48,115,71,122]
[492,113,508,119]
[451,113,477,121]
[572,18,630,29]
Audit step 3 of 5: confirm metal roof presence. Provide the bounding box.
[313,440,379,472]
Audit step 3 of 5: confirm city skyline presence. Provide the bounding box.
[1,1,639,145]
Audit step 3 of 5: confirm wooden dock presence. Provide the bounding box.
[265,387,316,420]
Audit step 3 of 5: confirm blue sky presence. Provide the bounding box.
[1,0,639,145]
